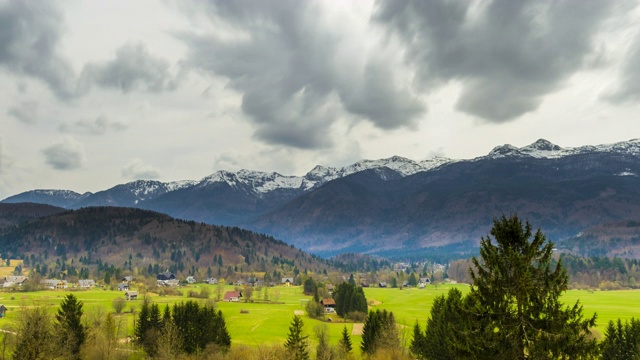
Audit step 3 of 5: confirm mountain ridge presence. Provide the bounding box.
[4,138,640,258]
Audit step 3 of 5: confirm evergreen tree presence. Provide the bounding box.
[407,272,418,286]
[55,293,87,359]
[601,318,640,359]
[361,309,399,356]
[466,215,598,359]
[303,277,316,295]
[135,297,151,344]
[418,288,472,359]
[410,321,427,359]
[339,325,353,356]
[333,282,367,318]
[284,315,309,360]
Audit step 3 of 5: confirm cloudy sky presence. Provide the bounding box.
[2,0,640,199]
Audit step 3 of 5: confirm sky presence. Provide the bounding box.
[2,0,640,199]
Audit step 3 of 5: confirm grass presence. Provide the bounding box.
[0,284,639,348]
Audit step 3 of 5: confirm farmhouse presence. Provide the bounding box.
[4,276,28,288]
[223,291,242,302]
[40,279,67,290]
[78,279,95,289]
[118,283,129,291]
[320,298,336,313]
[282,278,294,286]
[205,277,218,284]
[156,272,176,281]
[125,291,138,300]
[378,282,387,288]
[186,276,196,284]
[122,276,134,284]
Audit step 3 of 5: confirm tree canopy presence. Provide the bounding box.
[412,215,598,359]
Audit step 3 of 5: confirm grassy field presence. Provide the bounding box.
[0,284,639,347]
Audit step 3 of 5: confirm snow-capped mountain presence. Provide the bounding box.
[1,190,90,209]
[4,138,640,258]
[486,138,640,159]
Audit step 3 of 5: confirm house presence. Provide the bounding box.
[5,276,27,287]
[78,279,95,289]
[360,281,369,288]
[40,279,67,290]
[41,279,58,289]
[125,291,138,300]
[378,282,387,288]
[156,272,176,281]
[223,291,242,302]
[0,305,6,318]
[235,280,244,287]
[118,283,129,291]
[282,278,294,286]
[205,278,218,285]
[419,278,430,284]
[186,276,196,284]
[321,298,336,313]
[122,276,134,284]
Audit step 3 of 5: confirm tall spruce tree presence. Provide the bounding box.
[56,294,87,359]
[339,325,353,356]
[467,215,598,359]
[284,315,309,360]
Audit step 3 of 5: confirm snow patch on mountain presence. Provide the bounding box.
[194,155,455,196]
[486,138,640,160]
[166,180,198,191]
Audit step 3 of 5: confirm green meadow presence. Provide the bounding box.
[0,284,639,347]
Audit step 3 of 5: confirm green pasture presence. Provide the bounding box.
[0,284,639,347]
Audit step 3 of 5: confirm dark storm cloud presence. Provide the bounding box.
[58,116,127,136]
[0,1,76,99]
[80,44,178,93]
[8,101,39,124]
[41,137,85,170]
[375,0,616,122]
[605,32,640,104]
[179,0,423,149]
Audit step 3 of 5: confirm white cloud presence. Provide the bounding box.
[121,159,161,180]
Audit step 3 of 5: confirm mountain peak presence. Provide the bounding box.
[488,144,521,158]
[524,139,562,152]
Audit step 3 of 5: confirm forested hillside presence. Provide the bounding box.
[0,206,337,283]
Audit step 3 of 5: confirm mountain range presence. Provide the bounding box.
[4,138,640,258]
